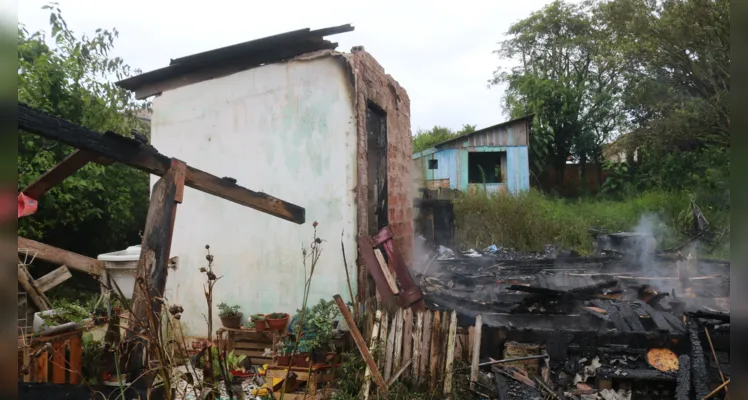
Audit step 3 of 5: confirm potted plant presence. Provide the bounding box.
[217,302,242,329]
[250,314,267,332]
[225,351,251,378]
[265,312,290,332]
[291,299,340,364]
[275,339,294,366]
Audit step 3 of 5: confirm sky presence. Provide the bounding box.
[17,0,561,133]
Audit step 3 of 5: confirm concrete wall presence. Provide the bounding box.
[150,55,358,336]
[346,49,414,301]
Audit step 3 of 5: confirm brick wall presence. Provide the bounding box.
[345,49,414,300]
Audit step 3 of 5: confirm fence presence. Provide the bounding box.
[361,306,480,396]
[18,330,83,384]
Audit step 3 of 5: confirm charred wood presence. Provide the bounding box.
[596,367,676,382]
[688,319,710,399]
[676,354,691,400]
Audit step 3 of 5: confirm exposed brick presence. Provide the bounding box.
[345,50,414,300]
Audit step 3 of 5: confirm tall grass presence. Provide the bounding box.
[453,188,728,256]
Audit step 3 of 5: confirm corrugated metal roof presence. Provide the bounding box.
[115,24,354,94]
[430,114,534,149]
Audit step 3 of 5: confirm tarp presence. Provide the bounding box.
[17,192,38,218]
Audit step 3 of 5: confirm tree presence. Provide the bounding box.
[412,124,476,153]
[598,0,729,206]
[18,4,150,294]
[491,0,626,189]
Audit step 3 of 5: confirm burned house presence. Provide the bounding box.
[115,26,414,336]
[412,115,532,194]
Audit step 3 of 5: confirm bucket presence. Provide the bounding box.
[97,245,141,299]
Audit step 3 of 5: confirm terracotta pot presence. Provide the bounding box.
[220,313,242,329]
[265,313,289,332]
[251,318,267,332]
[293,353,310,367]
[275,355,292,366]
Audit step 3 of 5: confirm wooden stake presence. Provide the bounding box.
[384,312,396,380]
[419,311,432,379]
[412,311,423,378]
[374,248,400,294]
[470,314,483,389]
[333,294,387,392]
[393,308,404,371]
[429,311,442,391]
[444,311,457,395]
[402,308,413,378]
[378,310,389,370]
[363,309,383,400]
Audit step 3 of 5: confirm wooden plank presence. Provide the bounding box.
[358,236,399,307]
[419,311,432,379]
[444,311,457,395]
[467,326,474,362]
[17,264,51,310]
[35,265,73,293]
[378,310,389,369]
[18,103,306,224]
[440,309,449,376]
[363,309,383,400]
[393,308,404,372]
[68,334,82,384]
[429,310,442,391]
[36,349,48,382]
[22,149,99,200]
[374,248,400,294]
[634,300,672,332]
[22,347,30,382]
[591,300,630,332]
[402,308,413,378]
[52,342,65,384]
[615,302,645,332]
[412,311,423,378]
[333,294,387,392]
[18,237,104,276]
[232,341,273,350]
[384,312,396,380]
[470,314,483,389]
[387,359,412,387]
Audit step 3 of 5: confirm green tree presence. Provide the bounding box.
[598,0,729,208]
[491,0,626,188]
[412,124,476,153]
[18,4,150,288]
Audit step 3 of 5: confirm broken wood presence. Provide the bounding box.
[378,310,389,370]
[470,314,482,390]
[35,265,72,292]
[702,378,730,400]
[703,326,728,392]
[371,227,425,310]
[22,149,110,200]
[18,237,104,276]
[358,236,399,307]
[393,308,404,372]
[429,310,441,391]
[374,248,399,295]
[443,310,457,395]
[18,264,51,310]
[333,294,387,392]
[386,359,412,387]
[18,103,306,224]
[688,318,711,399]
[419,310,432,379]
[384,312,396,380]
[402,308,412,378]
[412,311,423,378]
[676,355,691,400]
[362,309,382,400]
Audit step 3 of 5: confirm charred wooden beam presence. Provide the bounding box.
[125,160,183,383]
[21,150,111,200]
[634,300,673,332]
[372,227,424,311]
[18,237,104,276]
[614,302,645,332]
[675,354,691,400]
[18,103,305,224]
[590,300,630,332]
[597,367,676,382]
[689,310,730,323]
[568,279,619,294]
[688,318,710,399]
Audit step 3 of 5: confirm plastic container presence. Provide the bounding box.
[97,245,141,299]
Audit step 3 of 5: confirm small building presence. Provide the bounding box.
[412,116,533,194]
[116,25,413,337]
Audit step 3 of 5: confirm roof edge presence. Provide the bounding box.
[428,114,535,149]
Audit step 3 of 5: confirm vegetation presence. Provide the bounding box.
[291,299,340,352]
[18,4,150,296]
[412,124,476,154]
[454,189,729,258]
[216,302,241,318]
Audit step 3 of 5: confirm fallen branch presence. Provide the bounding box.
[702,378,729,400]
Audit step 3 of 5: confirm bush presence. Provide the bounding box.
[453,188,728,257]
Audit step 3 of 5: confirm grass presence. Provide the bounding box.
[453,188,730,257]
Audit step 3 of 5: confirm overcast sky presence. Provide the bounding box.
[18,0,560,133]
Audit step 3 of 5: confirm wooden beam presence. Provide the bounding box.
[22,150,98,199]
[18,103,306,224]
[35,265,73,292]
[18,237,103,276]
[126,161,182,379]
[18,264,51,310]
[470,314,483,390]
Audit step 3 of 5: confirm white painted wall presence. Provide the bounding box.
[150,56,358,337]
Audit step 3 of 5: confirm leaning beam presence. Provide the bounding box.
[18,237,104,276]
[18,103,306,224]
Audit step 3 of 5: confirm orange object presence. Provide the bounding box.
[18,192,38,218]
[646,348,679,372]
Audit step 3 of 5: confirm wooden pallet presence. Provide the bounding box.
[18,329,83,384]
[217,327,277,366]
[266,364,336,400]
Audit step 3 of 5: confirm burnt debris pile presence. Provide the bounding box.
[413,242,730,399]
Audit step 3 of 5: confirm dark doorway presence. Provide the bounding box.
[468,152,505,184]
[366,101,388,234]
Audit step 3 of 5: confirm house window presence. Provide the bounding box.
[428,159,438,170]
[468,152,505,183]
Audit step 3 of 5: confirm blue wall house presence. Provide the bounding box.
[413,116,532,194]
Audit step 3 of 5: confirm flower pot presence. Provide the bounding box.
[265,313,290,332]
[293,353,311,367]
[251,318,267,332]
[220,313,242,329]
[275,355,292,366]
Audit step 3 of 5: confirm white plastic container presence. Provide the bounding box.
[97,245,141,299]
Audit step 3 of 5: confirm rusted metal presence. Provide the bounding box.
[371,227,424,311]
